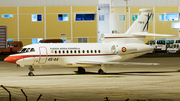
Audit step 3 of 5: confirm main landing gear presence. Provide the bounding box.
[77,64,106,74]
[28,65,35,76]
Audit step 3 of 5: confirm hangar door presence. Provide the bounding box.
[0,26,7,49]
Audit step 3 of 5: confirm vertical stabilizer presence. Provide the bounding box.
[125,9,152,35]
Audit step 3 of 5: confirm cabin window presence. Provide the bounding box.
[70,50,73,54]
[87,50,89,53]
[78,50,80,53]
[63,50,65,54]
[19,43,22,47]
[55,50,57,54]
[94,50,97,53]
[82,50,85,53]
[14,43,18,47]
[98,50,101,53]
[74,50,77,53]
[91,50,93,53]
[59,50,61,54]
[66,50,69,54]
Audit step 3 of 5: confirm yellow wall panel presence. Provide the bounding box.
[72,6,97,43]
[155,14,179,38]
[19,39,32,46]
[19,15,44,38]
[46,14,71,38]
[0,15,17,39]
[0,7,17,14]
[19,7,44,14]
[46,6,71,13]
[88,38,97,43]
[155,6,178,13]
[72,6,97,13]
[73,38,78,43]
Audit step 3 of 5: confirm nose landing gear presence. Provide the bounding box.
[28,65,35,76]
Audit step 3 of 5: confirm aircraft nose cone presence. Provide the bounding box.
[4,55,21,64]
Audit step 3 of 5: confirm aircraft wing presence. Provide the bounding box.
[131,32,173,36]
[76,61,159,65]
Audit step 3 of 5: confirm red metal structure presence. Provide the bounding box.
[0,41,23,54]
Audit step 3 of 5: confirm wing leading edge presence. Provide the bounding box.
[76,61,159,65]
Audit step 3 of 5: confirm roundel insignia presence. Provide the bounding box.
[122,47,126,52]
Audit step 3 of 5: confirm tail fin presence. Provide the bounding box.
[125,9,152,35]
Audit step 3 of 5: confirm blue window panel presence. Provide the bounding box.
[32,14,42,22]
[76,14,95,21]
[58,14,68,21]
[37,15,42,21]
[132,14,138,21]
[63,14,68,21]
[58,14,63,21]
[62,39,66,43]
[150,15,152,21]
[119,15,125,21]
[159,14,164,21]
[2,14,13,18]
[7,39,13,42]
[166,13,179,21]
[32,14,37,21]
[32,39,38,44]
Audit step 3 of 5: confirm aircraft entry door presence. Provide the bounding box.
[39,47,47,64]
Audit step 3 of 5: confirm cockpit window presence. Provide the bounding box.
[30,48,35,52]
[21,48,27,52]
[18,48,35,53]
[26,48,31,52]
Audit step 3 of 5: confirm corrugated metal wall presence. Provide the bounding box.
[0,0,98,7]
[100,0,180,7]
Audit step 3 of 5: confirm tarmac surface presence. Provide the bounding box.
[0,54,180,101]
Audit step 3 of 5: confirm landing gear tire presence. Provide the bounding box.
[98,69,105,74]
[28,71,34,76]
[78,67,85,74]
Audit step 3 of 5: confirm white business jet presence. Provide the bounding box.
[4,9,171,76]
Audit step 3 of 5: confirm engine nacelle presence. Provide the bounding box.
[111,45,137,54]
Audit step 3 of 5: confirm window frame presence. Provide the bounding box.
[119,14,125,22]
[99,14,105,22]
[159,14,165,21]
[78,37,88,43]
[2,14,13,18]
[75,12,95,22]
[165,13,179,21]
[58,14,69,21]
[132,14,138,21]
[32,14,43,22]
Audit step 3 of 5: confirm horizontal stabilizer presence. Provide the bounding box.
[131,32,173,36]
[76,61,159,65]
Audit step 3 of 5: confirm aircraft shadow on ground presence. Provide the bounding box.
[29,70,180,77]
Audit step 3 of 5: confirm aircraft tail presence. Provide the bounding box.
[125,9,152,35]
